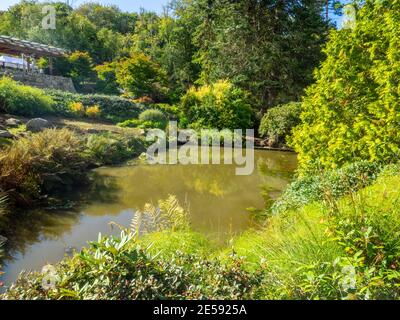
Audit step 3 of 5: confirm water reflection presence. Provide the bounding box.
[0,150,296,288]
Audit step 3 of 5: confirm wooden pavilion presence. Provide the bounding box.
[0,35,68,74]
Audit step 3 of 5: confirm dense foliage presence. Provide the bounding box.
[0,77,54,116]
[187,0,330,109]
[180,80,253,130]
[259,102,301,146]
[86,132,146,166]
[0,1,330,102]
[291,0,400,172]
[46,90,144,122]
[116,54,169,102]
[271,161,384,215]
[0,128,145,209]
[0,128,89,207]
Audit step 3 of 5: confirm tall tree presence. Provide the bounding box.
[185,0,330,112]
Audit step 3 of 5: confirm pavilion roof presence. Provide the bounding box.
[0,35,67,58]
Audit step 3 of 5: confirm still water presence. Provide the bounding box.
[0,150,296,289]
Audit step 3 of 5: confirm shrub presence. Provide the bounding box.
[181,80,254,130]
[118,109,168,130]
[153,103,180,120]
[139,109,166,123]
[86,105,101,118]
[0,77,54,116]
[231,174,400,299]
[2,231,264,300]
[46,90,144,122]
[291,1,400,172]
[3,196,264,300]
[94,61,119,95]
[68,102,85,117]
[67,51,95,90]
[86,132,145,166]
[0,128,89,206]
[117,119,142,128]
[116,53,169,102]
[259,102,301,145]
[271,161,384,215]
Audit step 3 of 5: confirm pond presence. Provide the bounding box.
[0,149,297,289]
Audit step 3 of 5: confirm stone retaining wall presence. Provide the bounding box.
[0,68,76,92]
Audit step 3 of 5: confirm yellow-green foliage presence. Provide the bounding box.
[68,102,85,117]
[231,172,400,299]
[291,1,400,172]
[86,105,101,118]
[181,80,254,130]
[140,230,213,259]
[0,77,54,116]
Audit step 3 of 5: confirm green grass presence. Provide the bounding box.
[140,230,216,259]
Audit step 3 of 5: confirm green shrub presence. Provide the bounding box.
[181,80,254,130]
[152,103,180,120]
[259,102,301,145]
[0,128,89,206]
[232,174,400,299]
[271,161,384,215]
[3,196,264,300]
[86,132,145,166]
[94,61,119,95]
[46,90,144,122]
[291,1,400,172]
[139,109,166,123]
[118,109,168,130]
[0,77,54,116]
[117,119,142,128]
[1,231,264,300]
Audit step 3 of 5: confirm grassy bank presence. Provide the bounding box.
[0,127,146,210]
[3,166,400,300]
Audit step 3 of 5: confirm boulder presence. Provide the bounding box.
[26,118,52,132]
[267,138,279,148]
[0,130,14,139]
[5,118,21,127]
[260,138,279,148]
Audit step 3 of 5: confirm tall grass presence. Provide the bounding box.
[231,173,400,299]
[0,128,88,206]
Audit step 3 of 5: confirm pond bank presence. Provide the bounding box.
[0,149,297,290]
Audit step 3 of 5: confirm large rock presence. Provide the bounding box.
[5,118,21,127]
[26,118,52,132]
[0,130,14,139]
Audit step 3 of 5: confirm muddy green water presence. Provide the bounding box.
[0,150,296,289]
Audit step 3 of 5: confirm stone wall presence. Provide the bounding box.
[0,68,76,92]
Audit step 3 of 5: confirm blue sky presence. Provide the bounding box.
[0,0,170,13]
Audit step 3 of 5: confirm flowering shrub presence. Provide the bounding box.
[68,102,86,117]
[86,105,101,118]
